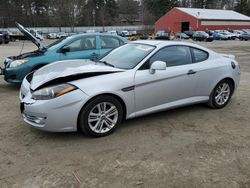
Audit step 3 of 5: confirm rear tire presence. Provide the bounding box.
[78,95,123,137]
[207,79,234,109]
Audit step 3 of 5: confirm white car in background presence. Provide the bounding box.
[56,32,68,39]
[107,30,118,35]
[30,30,44,41]
[47,33,57,39]
[220,30,237,40]
[20,40,240,137]
[86,30,96,33]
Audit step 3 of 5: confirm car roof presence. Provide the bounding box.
[71,32,123,38]
[67,33,128,42]
[131,40,211,51]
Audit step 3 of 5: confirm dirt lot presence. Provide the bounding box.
[0,39,250,188]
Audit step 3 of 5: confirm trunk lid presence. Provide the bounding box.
[220,53,236,60]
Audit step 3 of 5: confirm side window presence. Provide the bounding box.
[64,36,96,52]
[191,48,209,63]
[148,46,192,68]
[100,36,121,49]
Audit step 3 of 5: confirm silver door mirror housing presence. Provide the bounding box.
[149,61,166,74]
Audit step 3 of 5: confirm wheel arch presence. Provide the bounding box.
[212,77,235,95]
[77,93,127,131]
[220,77,235,91]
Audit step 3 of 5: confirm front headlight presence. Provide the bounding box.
[32,84,77,100]
[9,59,28,68]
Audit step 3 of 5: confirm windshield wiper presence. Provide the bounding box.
[98,60,115,67]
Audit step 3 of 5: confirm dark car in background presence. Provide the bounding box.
[184,30,194,38]
[239,32,250,41]
[192,31,213,42]
[0,30,10,44]
[212,32,229,40]
[205,30,214,36]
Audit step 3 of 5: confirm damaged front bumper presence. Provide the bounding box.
[20,76,90,132]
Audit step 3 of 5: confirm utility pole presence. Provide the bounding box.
[196,12,200,31]
[0,16,4,29]
[92,9,96,27]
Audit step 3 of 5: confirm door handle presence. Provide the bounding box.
[187,70,197,75]
[91,53,99,60]
[91,53,98,56]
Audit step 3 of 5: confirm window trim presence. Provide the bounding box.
[190,47,209,63]
[139,44,194,70]
[59,36,97,52]
[99,36,122,49]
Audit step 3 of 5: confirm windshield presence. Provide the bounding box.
[101,43,155,69]
[46,37,67,49]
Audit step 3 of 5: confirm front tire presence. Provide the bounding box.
[208,79,234,109]
[78,95,123,137]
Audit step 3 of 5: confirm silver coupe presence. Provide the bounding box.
[20,40,241,137]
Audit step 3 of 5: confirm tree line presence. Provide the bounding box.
[0,0,249,28]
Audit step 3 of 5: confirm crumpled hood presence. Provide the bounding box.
[30,59,123,90]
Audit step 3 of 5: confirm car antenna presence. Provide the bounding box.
[19,40,25,55]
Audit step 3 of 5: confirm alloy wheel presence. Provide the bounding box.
[88,102,118,134]
[215,82,231,106]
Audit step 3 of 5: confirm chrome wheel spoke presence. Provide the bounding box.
[99,104,103,113]
[216,96,221,104]
[106,117,115,126]
[93,119,101,131]
[97,121,104,133]
[106,106,118,117]
[104,120,112,129]
[88,112,100,122]
[100,102,106,112]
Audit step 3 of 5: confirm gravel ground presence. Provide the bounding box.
[0,39,250,188]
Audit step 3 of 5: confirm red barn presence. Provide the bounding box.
[155,7,250,33]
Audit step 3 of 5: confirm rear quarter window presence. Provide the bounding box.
[191,47,209,63]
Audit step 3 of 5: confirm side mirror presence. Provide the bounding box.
[61,46,70,53]
[149,61,166,74]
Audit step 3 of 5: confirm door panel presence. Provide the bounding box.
[60,36,99,60]
[134,64,198,112]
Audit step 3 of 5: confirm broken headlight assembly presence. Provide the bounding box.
[32,84,77,100]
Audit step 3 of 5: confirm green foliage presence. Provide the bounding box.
[0,0,249,27]
[235,0,250,16]
[144,0,179,19]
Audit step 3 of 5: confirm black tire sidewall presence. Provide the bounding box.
[79,95,123,137]
[210,80,234,109]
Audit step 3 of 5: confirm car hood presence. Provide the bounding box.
[16,22,45,49]
[30,59,124,90]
